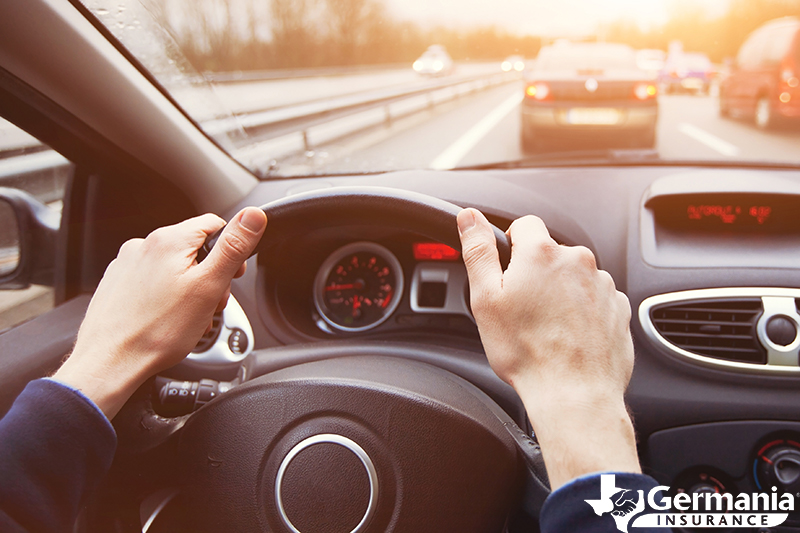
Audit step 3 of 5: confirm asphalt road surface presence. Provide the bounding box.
[5,70,800,171]
[287,82,800,175]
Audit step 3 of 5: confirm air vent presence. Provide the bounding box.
[650,299,765,364]
[193,312,223,353]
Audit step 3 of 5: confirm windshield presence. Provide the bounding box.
[78,0,800,176]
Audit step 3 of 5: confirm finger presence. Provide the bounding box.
[147,213,225,254]
[116,238,144,260]
[506,215,558,262]
[202,207,267,283]
[458,208,503,298]
[215,287,231,314]
[561,245,598,272]
[233,261,247,279]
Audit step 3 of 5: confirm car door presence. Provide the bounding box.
[730,31,765,113]
[0,116,88,415]
[0,0,257,417]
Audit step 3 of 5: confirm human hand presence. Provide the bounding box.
[54,207,267,419]
[457,208,640,489]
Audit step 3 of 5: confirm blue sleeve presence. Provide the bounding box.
[540,472,668,533]
[0,378,117,532]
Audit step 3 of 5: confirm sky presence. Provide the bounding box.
[385,0,731,37]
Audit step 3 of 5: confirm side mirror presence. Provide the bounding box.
[0,187,59,290]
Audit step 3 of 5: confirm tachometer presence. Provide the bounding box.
[313,242,404,332]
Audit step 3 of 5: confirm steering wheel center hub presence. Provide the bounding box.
[275,434,378,533]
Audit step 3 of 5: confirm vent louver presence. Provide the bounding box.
[650,299,765,364]
[193,312,223,353]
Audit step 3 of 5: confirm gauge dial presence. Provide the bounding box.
[314,242,404,332]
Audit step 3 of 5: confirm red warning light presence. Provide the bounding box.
[413,242,460,261]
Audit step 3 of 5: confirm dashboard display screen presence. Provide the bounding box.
[650,194,800,233]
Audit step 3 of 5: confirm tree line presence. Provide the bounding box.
[145,0,541,72]
[603,0,800,62]
[146,0,800,73]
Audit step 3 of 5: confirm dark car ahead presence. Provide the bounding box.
[659,52,714,95]
[720,16,800,129]
[520,42,658,152]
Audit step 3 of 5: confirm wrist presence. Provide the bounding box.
[53,346,150,420]
[517,386,641,490]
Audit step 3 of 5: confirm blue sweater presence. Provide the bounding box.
[0,379,662,532]
[0,379,116,532]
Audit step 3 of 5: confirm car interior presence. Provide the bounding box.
[4,0,800,532]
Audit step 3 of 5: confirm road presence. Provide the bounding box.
[278,82,800,174]
[4,69,800,177]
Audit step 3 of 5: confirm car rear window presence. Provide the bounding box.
[537,46,636,71]
[763,23,800,65]
[682,54,711,71]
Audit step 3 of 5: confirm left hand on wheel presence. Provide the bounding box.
[54,207,267,419]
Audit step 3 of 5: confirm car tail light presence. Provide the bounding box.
[781,65,800,88]
[525,82,550,100]
[634,82,657,100]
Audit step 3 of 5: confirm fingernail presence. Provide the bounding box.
[239,208,265,232]
[457,209,476,235]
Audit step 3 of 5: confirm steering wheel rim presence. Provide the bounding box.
[114,187,549,532]
[198,186,511,269]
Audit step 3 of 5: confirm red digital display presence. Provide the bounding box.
[687,204,773,225]
[650,193,800,234]
[413,242,460,261]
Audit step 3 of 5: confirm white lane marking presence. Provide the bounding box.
[677,123,739,157]
[430,92,523,170]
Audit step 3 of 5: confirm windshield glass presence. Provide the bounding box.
[79,0,800,176]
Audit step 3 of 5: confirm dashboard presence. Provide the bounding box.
[179,164,800,525]
[259,227,481,342]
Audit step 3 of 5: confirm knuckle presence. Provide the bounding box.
[513,214,543,229]
[572,246,597,269]
[462,238,495,267]
[508,215,544,241]
[118,238,143,257]
[598,269,615,287]
[220,230,249,260]
[201,212,226,227]
[536,239,560,261]
[144,227,169,249]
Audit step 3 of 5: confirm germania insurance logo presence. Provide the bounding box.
[585,474,794,531]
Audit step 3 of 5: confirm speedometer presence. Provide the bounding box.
[313,242,404,332]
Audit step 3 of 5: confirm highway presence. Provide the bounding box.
[279,82,800,175]
[4,67,800,179]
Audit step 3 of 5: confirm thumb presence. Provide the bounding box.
[458,208,503,301]
[202,207,267,283]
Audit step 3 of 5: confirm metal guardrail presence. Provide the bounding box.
[204,70,515,141]
[197,62,413,84]
[0,68,518,192]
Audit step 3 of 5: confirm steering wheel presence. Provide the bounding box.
[112,187,549,533]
